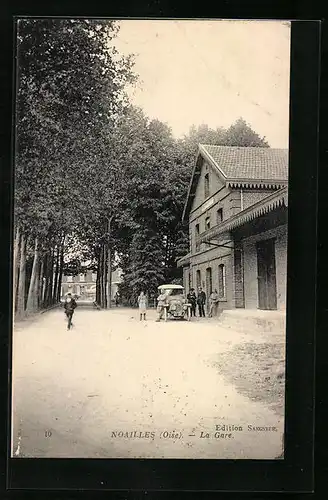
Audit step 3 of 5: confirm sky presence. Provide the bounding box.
[113,20,291,149]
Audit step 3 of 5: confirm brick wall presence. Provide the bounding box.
[233,242,245,308]
[192,159,225,208]
[242,225,287,310]
[275,228,288,309]
[183,267,189,293]
[190,253,233,310]
[242,189,276,210]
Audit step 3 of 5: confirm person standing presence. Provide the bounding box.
[114,291,120,307]
[187,288,197,317]
[209,289,219,317]
[64,293,77,330]
[138,291,147,321]
[197,287,206,317]
[156,289,168,322]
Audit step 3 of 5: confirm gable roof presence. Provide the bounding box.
[182,144,289,221]
[200,144,289,183]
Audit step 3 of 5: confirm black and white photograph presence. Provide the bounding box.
[11,18,290,460]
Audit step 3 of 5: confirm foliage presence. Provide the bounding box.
[223,118,269,147]
[15,18,136,244]
[14,18,136,313]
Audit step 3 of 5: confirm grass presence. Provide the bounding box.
[214,341,286,416]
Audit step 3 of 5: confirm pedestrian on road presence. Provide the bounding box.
[197,287,206,317]
[156,290,168,322]
[187,288,197,317]
[209,289,219,317]
[64,293,77,330]
[138,291,147,321]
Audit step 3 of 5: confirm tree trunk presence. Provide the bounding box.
[16,232,27,317]
[43,251,53,308]
[41,254,47,307]
[48,249,55,305]
[96,249,101,305]
[52,245,60,303]
[102,244,107,308]
[26,237,39,313]
[37,258,44,309]
[106,216,114,309]
[99,245,104,307]
[56,242,64,302]
[107,244,112,308]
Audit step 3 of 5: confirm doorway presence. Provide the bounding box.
[256,238,277,310]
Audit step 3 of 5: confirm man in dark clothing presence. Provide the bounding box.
[187,288,197,317]
[197,287,206,317]
[64,293,77,330]
[114,291,120,307]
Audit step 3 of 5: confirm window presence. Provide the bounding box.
[195,223,200,252]
[218,264,226,299]
[205,216,211,231]
[196,270,201,289]
[217,208,223,224]
[204,173,210,198]
[206,267,213,296]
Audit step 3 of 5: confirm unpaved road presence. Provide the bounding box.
[11,307,284,459]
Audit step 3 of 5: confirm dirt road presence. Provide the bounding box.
[11,307,284,459]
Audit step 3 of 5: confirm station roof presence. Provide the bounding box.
[182,144,289,221]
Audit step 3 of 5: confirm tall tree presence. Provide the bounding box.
[14,18,136,315]
[224,117,269,147]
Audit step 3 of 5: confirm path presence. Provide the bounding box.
[11,307,284,459]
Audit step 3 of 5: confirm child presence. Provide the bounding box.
[64,293,77,330]
[138,291,147,321]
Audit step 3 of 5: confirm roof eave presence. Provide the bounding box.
[199,187,288,242]
[227,179,288,189]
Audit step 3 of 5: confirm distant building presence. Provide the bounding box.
[61,268,122,301]
[177,145,288,312]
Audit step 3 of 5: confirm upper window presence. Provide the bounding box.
[195,223,200,252]
[205,216,211,231]
[204,173,210,199]
[217,208,223,224]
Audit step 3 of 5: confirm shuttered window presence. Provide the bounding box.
[218,264,226,299]
[196,270,201,289]
[204,173,210,198]
[195,223,200,251]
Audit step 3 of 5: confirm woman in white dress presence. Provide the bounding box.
[137,291,147,321]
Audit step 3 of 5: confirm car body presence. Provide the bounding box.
[157,284,191,321]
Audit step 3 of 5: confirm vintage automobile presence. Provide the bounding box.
[158,284,191,321]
